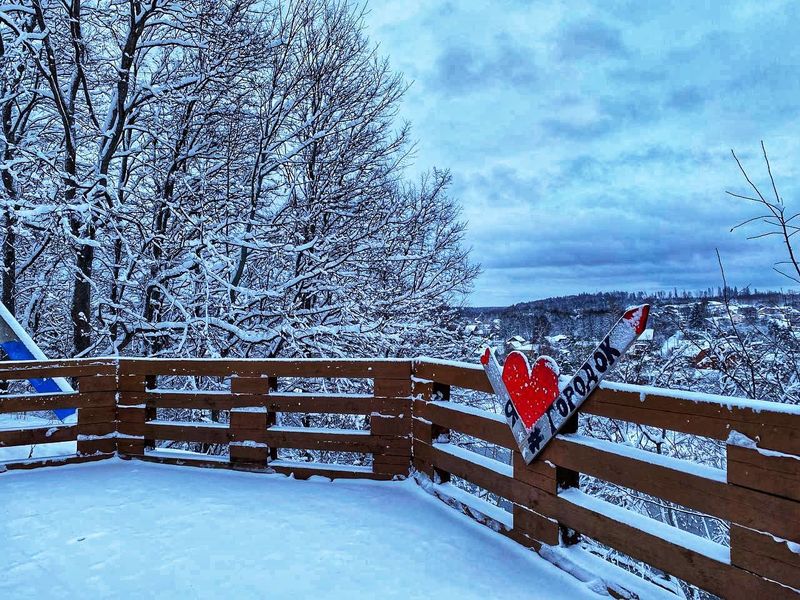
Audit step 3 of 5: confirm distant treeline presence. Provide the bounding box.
[464,288,800,317]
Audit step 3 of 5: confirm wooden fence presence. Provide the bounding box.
[0,357,798,599]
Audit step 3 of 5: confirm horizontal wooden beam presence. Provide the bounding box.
[264,429,409,454]
[0,359,116,380]
[118,358,412,379]
[553,490,795,600]
[269,460,388,480]
[414,400,513,448]
[1,452,112,471]
[0,393,110,413]
[413,360,493,393]
[731,524,800,591]
[584,387,800,455]
[727,442,800,502]
[0,424,76,447]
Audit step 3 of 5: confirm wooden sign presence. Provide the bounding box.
[481,305,650,463]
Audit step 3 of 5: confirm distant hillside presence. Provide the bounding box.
[463,288,799,317]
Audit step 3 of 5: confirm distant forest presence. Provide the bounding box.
[464,288,800,316]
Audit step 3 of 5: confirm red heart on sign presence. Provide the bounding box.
[502,352,560,430]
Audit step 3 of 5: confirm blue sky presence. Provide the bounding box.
[366,1,800,306]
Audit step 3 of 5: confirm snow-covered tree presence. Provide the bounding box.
[0,0,478,360]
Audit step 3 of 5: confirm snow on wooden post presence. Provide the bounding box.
[75,366,117,456]
[554,414,580,546]
[229,376,274,466]
[511,449,561,547]
[371,375,413,477]
[116,367,148,458]
[411,377,451,483]
[726,432,800,590]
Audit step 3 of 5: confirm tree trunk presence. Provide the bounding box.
[71,225,94,356]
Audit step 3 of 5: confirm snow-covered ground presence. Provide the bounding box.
[1,460,601,599]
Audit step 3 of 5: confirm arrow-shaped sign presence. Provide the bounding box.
[481,304,650,463]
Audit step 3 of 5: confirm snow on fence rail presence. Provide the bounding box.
[0,357,798,599]
[412,358,800,599]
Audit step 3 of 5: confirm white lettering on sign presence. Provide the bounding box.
[482,305,650,463]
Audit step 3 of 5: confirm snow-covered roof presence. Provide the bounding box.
[508,341,536,352]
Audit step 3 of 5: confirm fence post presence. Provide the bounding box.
[726,437,800,590]
[229,376,275,467]
[371,365,414,477]
[75,362,117,457]
[116,361,148,458]
[555,414,580,545]
[410,367,451,483]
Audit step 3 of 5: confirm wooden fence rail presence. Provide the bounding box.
[0,357,798,599]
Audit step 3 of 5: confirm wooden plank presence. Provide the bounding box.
[584,387,800,454]
[553,491,798,600]
[77,438,115,455]
[118,421,146,437]
[117,375,146,392]
[1,452,112,472]
[374,378,412,398]
[731,524,800,590]
[118,358,412,379]
[229,445,269,463]
[77,406,117,425]
[118,406,147,423]
[230,377,273,394]
[543,435,730,519]
[0,359,116,380]
[269,461,390,481]
[512,452,557,494]
[415,401,513,448]
[726,483,800,542]
[145,423,235,445]
[230,410,267,430]
[77,376,117,393]
[124,391,408,415]
[542,434,799,541]
[728,443,800,502]
[126,390,238,409]
[413,360,493,393]
[263,429,409,454]
[0,392,109,413]
[117,439,145,456]
[373,455,410,476]
[369,414,411,436]
[503,527,544,551]
[77,421,115,436]
[0,424,77,447]
[133,453,247,472]
[268,394,408,415]
[419,441,538,507]
[513,504,559,546]
[372,454,411,466]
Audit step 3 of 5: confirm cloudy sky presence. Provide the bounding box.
[365,1,800,306]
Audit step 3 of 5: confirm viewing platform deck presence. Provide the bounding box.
[0,357,798,598]
[2,459,624,599]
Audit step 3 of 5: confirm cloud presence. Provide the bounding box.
[428,34,538,95]
[665,87,706,112]
[364,1,800,305]
[555,20,629,62]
